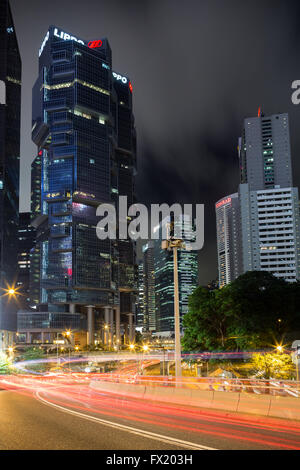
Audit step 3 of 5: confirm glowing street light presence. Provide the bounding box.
[0,285,21,298]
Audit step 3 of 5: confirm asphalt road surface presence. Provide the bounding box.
[1,380,300,450]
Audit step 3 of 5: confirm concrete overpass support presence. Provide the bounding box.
[115,306,120,349]
[128,313,135,343]
[109,308,114,347]
[86,305,95,346]
[104,306,110,346]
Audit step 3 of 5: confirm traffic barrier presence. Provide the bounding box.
[211,391,240,412]
[268,395,300,420]
[237,393,271,416]
[190,389,214,409]
[90,379,300,421]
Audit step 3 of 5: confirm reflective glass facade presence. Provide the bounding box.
[31,27,136,325]
[17,212,36,308]
[18,311,85,331]
[0,0,21,332]
[153,217,198,334]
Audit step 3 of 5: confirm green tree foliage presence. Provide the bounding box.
[182,271,300,351]
[250,353,294,380]
[0,352,12,374]
[21,347,45,361]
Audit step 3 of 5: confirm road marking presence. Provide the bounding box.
[36,391,216,450]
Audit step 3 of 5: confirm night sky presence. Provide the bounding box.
[10,0,300,284]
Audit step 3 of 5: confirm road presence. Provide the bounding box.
[1,377,300,450]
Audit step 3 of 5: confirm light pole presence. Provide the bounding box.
[161,237,185,379]
[64,330,72,363]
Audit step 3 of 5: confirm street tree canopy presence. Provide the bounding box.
[182,271,300,351]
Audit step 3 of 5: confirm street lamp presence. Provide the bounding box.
[161,236,185,379]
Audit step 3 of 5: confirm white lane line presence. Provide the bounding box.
[36,391,217,451]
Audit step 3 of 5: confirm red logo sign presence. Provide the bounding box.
[88,40,103,49]
[215,197,232,209]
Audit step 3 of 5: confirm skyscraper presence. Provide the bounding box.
[27,26,136,347]
[216,111,300,286]
[215,193,242,287]
[0,0,21,350]
[153,217,198,336]
[239,112,292,190]
[140,241,156,333]
[17,213,36,309]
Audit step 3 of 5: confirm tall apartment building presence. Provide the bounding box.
[0,0,21,350]
[22,26,137,347]
[216,111,300,286]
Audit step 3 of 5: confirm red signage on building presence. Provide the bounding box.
[215,197,232,209]
[88,40,103,49]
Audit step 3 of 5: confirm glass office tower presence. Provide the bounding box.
[153,217,198,336]
[30,26,136,346]
[17,212,36,309]
[0,0,21,350]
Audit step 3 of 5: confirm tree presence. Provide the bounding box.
[250,352,294,380]
[0,352,12,375]
[182,271,300,351]
[21,347,45,361]
[182,286,235,350]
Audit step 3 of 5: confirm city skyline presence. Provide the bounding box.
[2,0,300,453]
[11,0,300,285]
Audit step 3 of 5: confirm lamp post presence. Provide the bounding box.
[64,330,72,363]
[161,237,185,379]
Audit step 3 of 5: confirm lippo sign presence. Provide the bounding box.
[39,27,85,57]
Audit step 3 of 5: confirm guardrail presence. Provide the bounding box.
[94,373,300,397]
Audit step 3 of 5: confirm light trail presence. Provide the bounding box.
[35,390,216,450]
[2,375,300,449]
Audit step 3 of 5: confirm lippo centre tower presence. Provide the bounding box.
[30,26,137,347]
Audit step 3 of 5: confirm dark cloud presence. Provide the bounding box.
[10,0,300,283]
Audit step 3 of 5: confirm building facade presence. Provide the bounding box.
[215,193,242,287]
[25,26,137,347]
[216,111,300,286]
[17,212,36,309]
[239,112,292,191]
[0,0,21,350]
[239,185,300,281]
[139,241,156,333]
[153,217,198,336]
